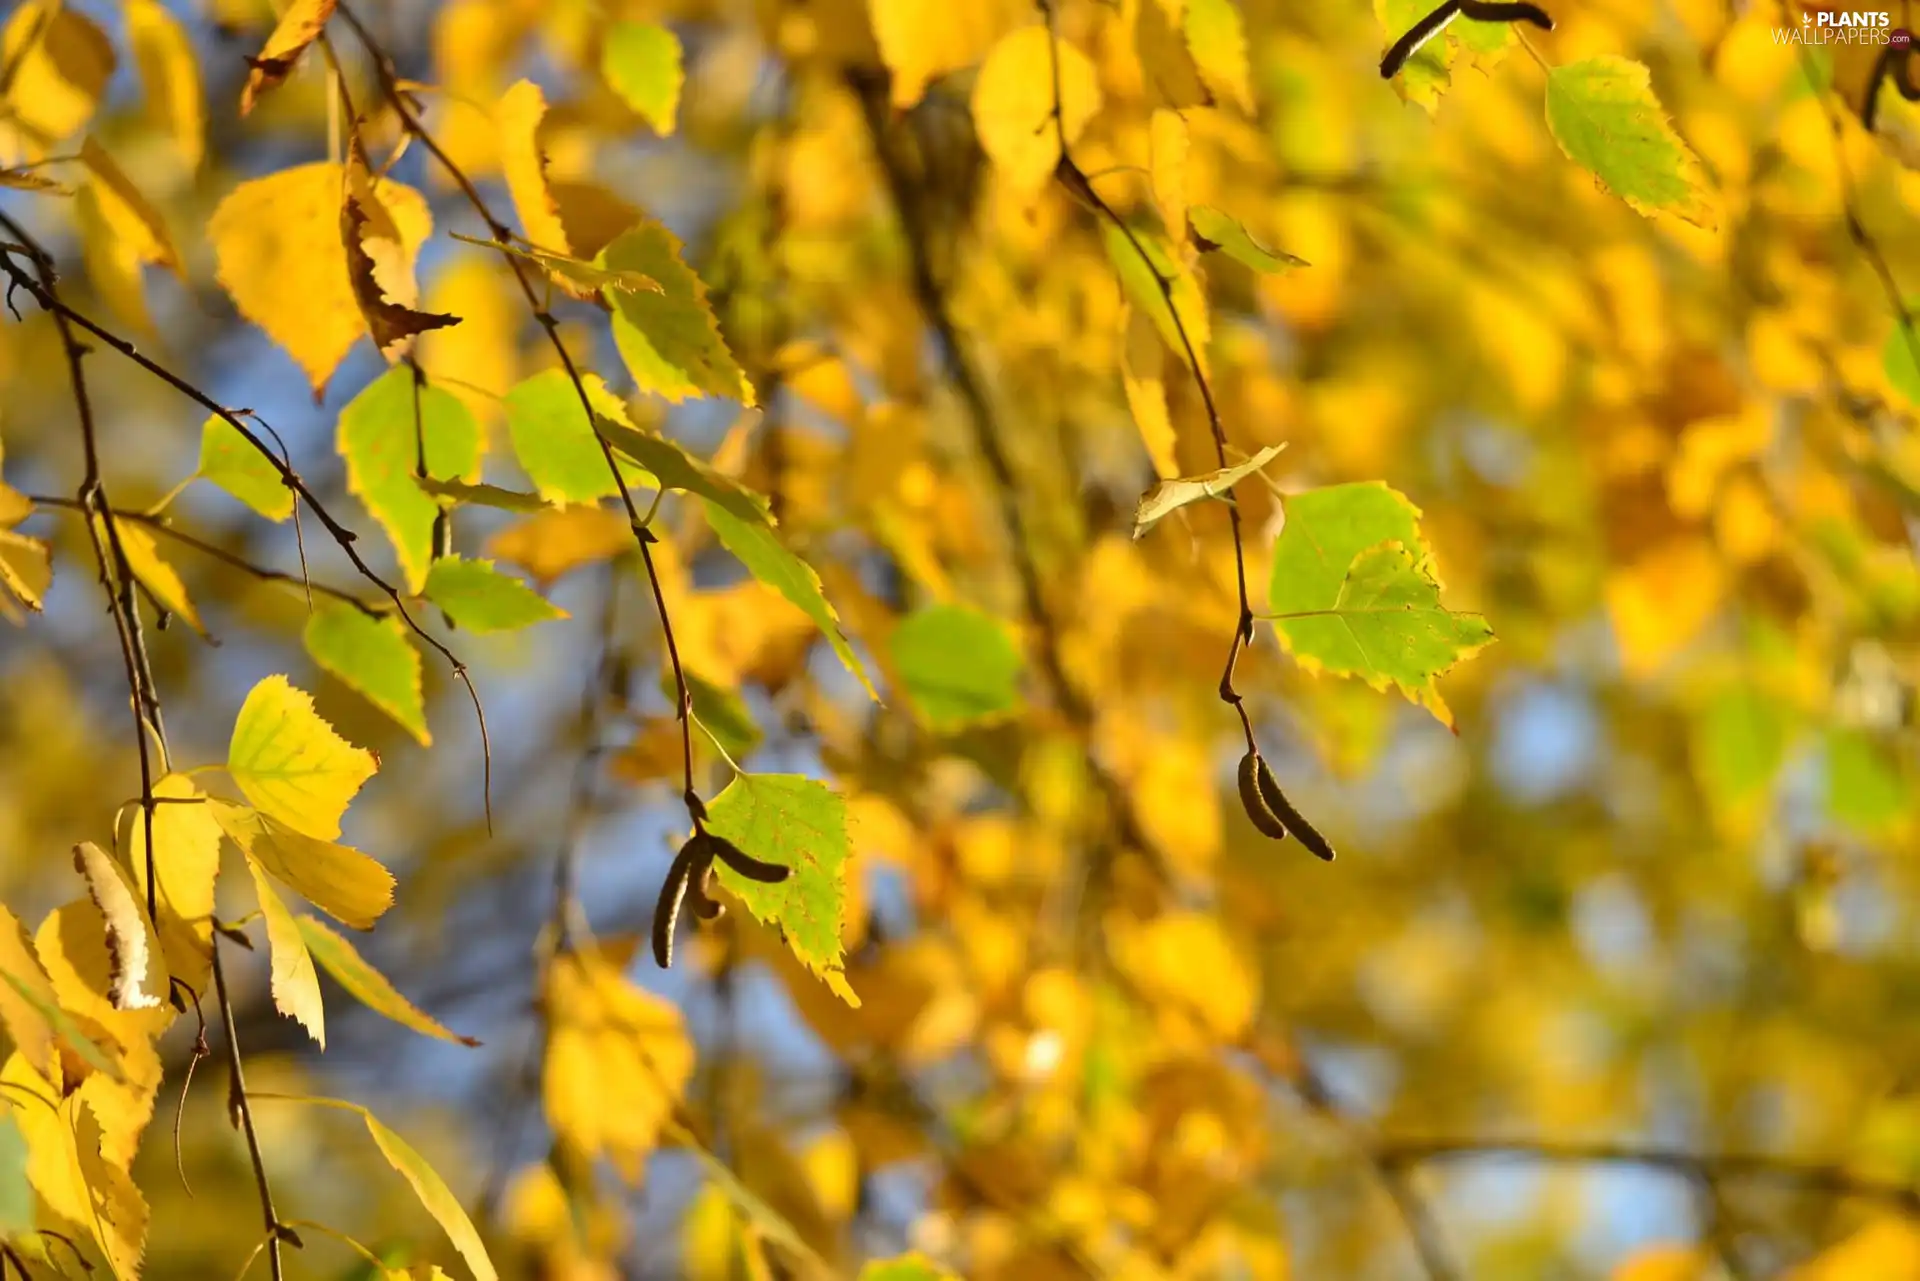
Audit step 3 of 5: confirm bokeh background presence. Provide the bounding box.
[4,0,1920,1277]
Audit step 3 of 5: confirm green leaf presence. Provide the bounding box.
[599,220,755,405]
[296,915,479,1046]
[859,1256,956,1281]
[0,1110,30,1238]
[505,369,650,506]
[889,603,1023,732]
[197,416,292,520]
[1132,443,1286,538]
[1267,483,1493,727]
[597,420,767,525]
[1695,683,1792,806]
[448,230,659,300]
[705,774,858,1006]
[340,366,482,594]
[260,1096,499,1281]
[303,601,429,745]
[1544,57,1715,228]
[602,21,682,135]
[701,501,877,700]
[422,555,568,633]
[415,476,554,513]
[1827,728,1908,831]
[1189,206,1307,273]
[1886,313,1920,407]
[1101,221,1209,376]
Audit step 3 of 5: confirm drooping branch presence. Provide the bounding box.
[333,0,708,906]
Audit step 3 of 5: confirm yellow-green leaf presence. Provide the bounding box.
[1189,205,1307,273]
[422,555,569,633]
[1102,222,1210,376]
[295,915,478,1046]
[600,221,756,405]
[116,772,222,992]
[505,369,649,505]
[198,416,293,520]
[226,674,378,840]
[1544,57,1716,228]
[602,21,682,134]
[303,601,430,745]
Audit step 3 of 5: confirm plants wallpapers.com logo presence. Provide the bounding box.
[1774,10,1915,42]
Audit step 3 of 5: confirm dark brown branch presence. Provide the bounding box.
[212,940,287,1280]
[1380,1,1554,80]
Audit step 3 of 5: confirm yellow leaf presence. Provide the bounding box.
[343,152,461,361]
[1788,1218,1920,1279]
[70,843,165,1013]
[0,904,61,1080]
[972,26,1102,193]
[0,528,52,622]
[33,901,170,1155]
[115,774,221,994]
[1184,0,1254,113]
[1149,109,1190,244]
[79,141,179,274]
[240,0,337,115]
[867,0,1021,108]
[498,80,572,255]
[210,162,435,396]
[1613,1244,1708,1281]
[0,3,114,160]
[76,138,183,335]
[543,941,694,1182]
[127,0,204,170]
[295,915,478,1046]
[101,514,206,637]
[244,852,326,1047]
[225,674,378,841]
[3,1062,148,1280]
[486,505,635,587]
[211,801,395,931]
[1114,911,1255,1043]
[259,1095,500,1281]
[418,252,519,429]
[1605,538,1727,679]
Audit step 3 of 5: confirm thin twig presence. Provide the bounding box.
[24,496,378,613]
[213,940,286,1281]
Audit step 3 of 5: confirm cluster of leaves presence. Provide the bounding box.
[0,0,1917,1278]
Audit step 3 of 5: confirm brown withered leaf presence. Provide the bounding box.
[342,157,459,360]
